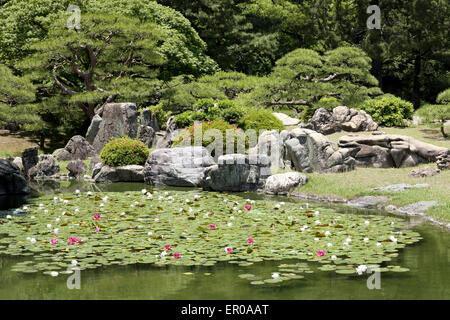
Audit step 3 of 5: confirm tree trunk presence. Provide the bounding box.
[412,55,421,110]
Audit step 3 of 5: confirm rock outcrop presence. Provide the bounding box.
[436,150,450,170]
[28,155,60,179]
[88,103,139,153]
[93,164,144,183]
[201,154,271,192]
[284,128,355,173]
[66,160,87,179]
[338,133,449,168]
[22,147,39,177]
[0,159,30,195]
[144,147,215,187]
[303,106,378,135]
[264,172,308,195]
[54,135,96,161]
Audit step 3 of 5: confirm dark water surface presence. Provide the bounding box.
[0,181,448,299]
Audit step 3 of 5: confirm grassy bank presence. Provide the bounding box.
[0,133,38,158]
[297,165,450,224]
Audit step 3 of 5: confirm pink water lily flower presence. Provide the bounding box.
[317,250,326,257]
[209,225,216,230]
[67,237,82,245]
[225,247,233,253]
[244,205,252,211]
[95,227,100,233]
[164,244,171,250]
[173,253,181,259]
[50,238,57,245]
[93,214,101,220]
[247,238,254,244]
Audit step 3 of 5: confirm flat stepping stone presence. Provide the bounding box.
[272,113,301,126]
[373,183,429,193]
[346,196,390,209]
[396,201,440,215]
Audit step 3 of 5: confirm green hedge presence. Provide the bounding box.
[359,95,414,127]
[238,109,285,132]
[100,137,150,167]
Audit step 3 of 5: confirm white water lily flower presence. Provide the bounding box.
[274,204,281,209]
[71,260,78,266]
[314,211,320,216]
[44,209,49,214]
[194,195,200,200]
[55,218,60,223]
[160,251,168,257]
[87,191,93,196]
[102,196,108,202]
[331,255,337,260]
[327,243,333,247]
[61,211,66,216]
[363,238,369,242]
[391,222,395,226]
[6,215,12,219]
[30,238,36,243]
[167,196,174,201]
[23,206,28,210]
[315,220,321,225]
[75,190,80,194]
[99,203,104,207]
[288,216,293,221]
[148,232,153,236]
[74,208,79,213]
[233,206,237,211]
[345,237,352,243]
[63,200,69,204]
[120,212,126,216]
[364,221,370,225]
[154,218,159,222]
[30,216,35,219]
[250,200,255,205]
[129,204,135,208]
[188,207,193,213]
[46,224,52,229]
[53,197,58,201]
[376,242,382,247]
[305,203,309,209]
[230,216,235,220]
[324,231,331,237]
[246,199,251,203]
[314,238,319,241]
[227,222,233,227]
[280,202,285,206]
[164,192,169,196]
[389,235,398,243]
[356,265,368,275]
[141,189,147,194]
[238,210,242,213]
[50,271,59,277]
[39,204,44,207]
[271,272,280,279]
[53,228,59,234]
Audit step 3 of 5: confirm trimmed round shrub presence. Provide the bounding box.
[100,137,150,167]
[221,105,245,124]
[359,94,414,127]
[238,109,285,132]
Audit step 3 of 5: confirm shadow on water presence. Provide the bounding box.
[0,182,449,299]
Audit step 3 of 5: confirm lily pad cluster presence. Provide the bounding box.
[0,189,421,283]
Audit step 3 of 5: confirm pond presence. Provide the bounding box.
[0,181,449,300]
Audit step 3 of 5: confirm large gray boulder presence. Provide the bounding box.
[85,114,102,144]
[201,154,271,192]
[284,128,355,173]
[144,147,215,187]
[0,159,30,195]
[90,103,139,153]
[137,125,156,148]
[22,146,39,177]
[264,172,308,195]
[55,135,96,161]
[28,155,60,179]
[66,160,87,179]
[303,106,378,135]
[338,133,449,168]
[140,109,160,132]
[93,164,144,183]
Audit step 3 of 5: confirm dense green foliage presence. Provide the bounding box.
[238,109,284,132]
[100,137,150,167]
[360,95,414,127]
[416,89,450,137]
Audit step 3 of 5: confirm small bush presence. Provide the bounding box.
[148,103,171,130]
[238,109,285,132]
[359,95,414,127]
[100,137,150,167]
[221,105,245,124]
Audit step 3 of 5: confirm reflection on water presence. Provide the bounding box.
[0,182,449,299]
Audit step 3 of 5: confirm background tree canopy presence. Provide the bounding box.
[0,0,449,149]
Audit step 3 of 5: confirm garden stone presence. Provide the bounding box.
[272,112,300,126]
[56,135,97,161]
[436,150,450,170]
[201,154,271,192]
[264,172,308,195]
[22,146,39,177]
[346,196,390,209]
[339,133,448,168]
[85,114,102,144]
[284,128,355,173]
[92,162,104,178]
[28,155,60,179]
[89,157,102,173]
[93,165,144,183]
[91,103,139,153]
[155,116,177,149]
[396,201,440,215]
[137,125,155,148]
[12,157,23,171]
[144,147,215,187]
[409,166,440,178]
[140,109,160,132]
[0,159,30,195]
[66,160,87,179]
[251,130,285,169]
[303,108,339,134]
[373,183,429,192]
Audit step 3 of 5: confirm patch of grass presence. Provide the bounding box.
[297,165,450,223]
[326,125,450,149]
[0,133,38,158]
[57,159,92,175]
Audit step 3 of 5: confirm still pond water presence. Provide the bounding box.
[0,181,449,299]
